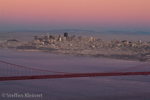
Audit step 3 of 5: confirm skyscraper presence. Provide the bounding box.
[47,32,49,39]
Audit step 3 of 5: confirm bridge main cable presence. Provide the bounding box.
[0,60,150,81]
[0,71,150,81]
[0,60,71,77]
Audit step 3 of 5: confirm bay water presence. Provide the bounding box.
[0,48,150,100]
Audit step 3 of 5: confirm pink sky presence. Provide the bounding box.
[0,0,150,31]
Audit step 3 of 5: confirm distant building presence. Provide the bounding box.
[45,36,48,41]
[50,35,53,39]
[138,40,141,44]
[7,39,18,42]
[89,37,93,42]
[64,32,68,37]
[58,35,62,41]
[47,32,49,39]
[121,40,127,43]
[41,35,45,39]
[62,37,66,41]
[34,36,38,40]
[71,35,75,41]
[78,37,84,41]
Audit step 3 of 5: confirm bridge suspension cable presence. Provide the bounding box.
[0,60,149,81]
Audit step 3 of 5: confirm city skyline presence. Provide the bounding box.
[0,0,150,32]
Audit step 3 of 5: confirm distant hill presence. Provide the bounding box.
[7,29,95,34]
[1,29,150,35]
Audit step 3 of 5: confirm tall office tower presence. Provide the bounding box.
[64,32,68,37]
[47,32,49,39]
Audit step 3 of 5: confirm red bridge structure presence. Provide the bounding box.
[0,60,150,81]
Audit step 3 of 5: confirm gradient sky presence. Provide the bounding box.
[0,0,150,32]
